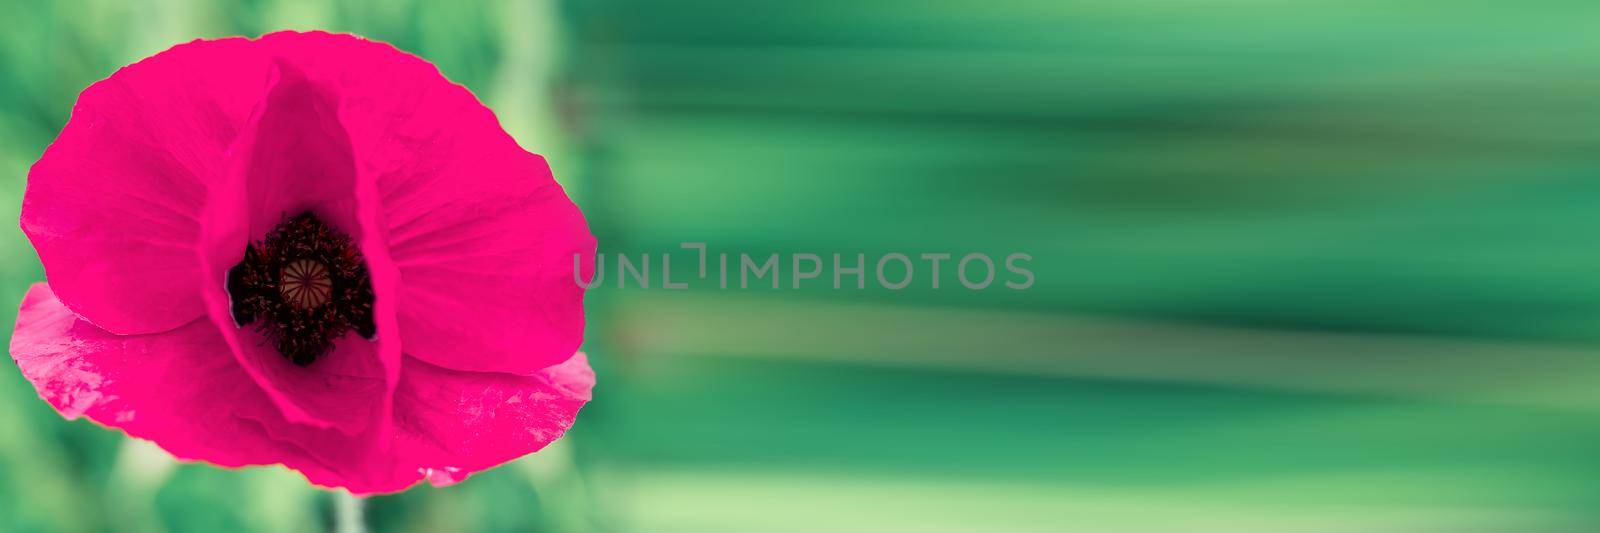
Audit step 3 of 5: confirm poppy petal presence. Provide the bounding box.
[21,37,272,335]
[392,352,594,487]
[383,149,595,375]
[10,283,295,468]
[289,29,597,374]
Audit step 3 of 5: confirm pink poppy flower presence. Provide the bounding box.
[9,31,597,493]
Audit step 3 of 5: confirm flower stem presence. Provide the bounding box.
[333,490,366,533]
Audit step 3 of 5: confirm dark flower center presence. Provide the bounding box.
[227,212,376,366]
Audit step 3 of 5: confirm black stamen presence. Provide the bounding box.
[226,212,376,366]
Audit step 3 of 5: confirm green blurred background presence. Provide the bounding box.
[4,0,1600,531]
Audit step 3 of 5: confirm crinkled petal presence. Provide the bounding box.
[10,283,428,492]
[393,352,594,487]
[217,352,594,494]
[9,282,295,467]
[21,37,272,335]
[255,31,596,374]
